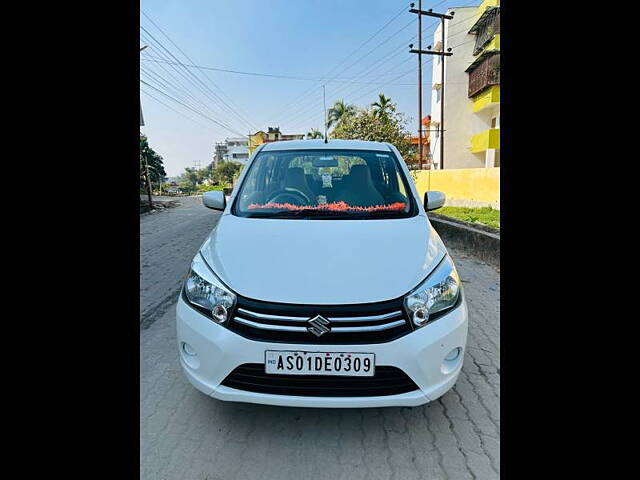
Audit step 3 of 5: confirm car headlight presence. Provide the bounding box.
[184,254,236,324]
[404,255,461,327]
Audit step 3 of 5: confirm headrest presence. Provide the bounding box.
[349,164,372,183]
[285,167,305,183]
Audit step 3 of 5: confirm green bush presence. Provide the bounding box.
[196,184,228,193]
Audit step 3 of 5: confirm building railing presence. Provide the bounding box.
[473,8,500,55]
[468,53,500,98]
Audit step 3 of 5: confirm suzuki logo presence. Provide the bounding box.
[307,315,331,337]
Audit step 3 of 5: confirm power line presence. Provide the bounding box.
[279,1,482,121]
[141,10,258,132]
[285,38,422,128]
[140,80,248,137]
[284,58,413,129]
[281,2,483,131]
[139,51,225,116]
[141,66,211,114]
[140,54,417,85]
[140,67,241,135]
[139,42,246,136]
[325,3,481,101]
[268,2,414,125]
[140,30,247,133]
[273,10,445,125]
[274,25,415,124]
[140,87,210,130]
[140,16,258,133]
[283,47,414,126]
[140,27,254,134]
[286,56,427,131]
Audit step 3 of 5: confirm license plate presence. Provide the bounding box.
[265,350,375,377]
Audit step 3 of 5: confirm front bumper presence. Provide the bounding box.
[176,295,468,408]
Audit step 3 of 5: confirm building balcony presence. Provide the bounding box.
[481,34,500,54]
[472,85,500,112]
[472,0,500,24]
[467,52,500,98]
[471,128,500,153]
[469,4,500,56]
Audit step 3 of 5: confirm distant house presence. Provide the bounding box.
[406,116,432,169]
[213,142,227,167]
[248,127,305,154]
[222,137,250,164]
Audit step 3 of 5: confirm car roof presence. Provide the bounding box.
[259,139,393,152]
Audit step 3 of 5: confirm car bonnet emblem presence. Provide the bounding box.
[307,315,331,337]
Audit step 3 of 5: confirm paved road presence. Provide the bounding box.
[140,199,500,480]
[140,196,221,329]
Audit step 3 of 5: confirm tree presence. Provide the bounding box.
[214,161,243,185]
[140,134,167,191]
[327,99,357,129]
[331,99,412,160]
[176,167,199,194]
[306,128,324,139]
[371,93,394,119]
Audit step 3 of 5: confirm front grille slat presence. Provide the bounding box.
[332,319,406,333]
[221,364,420,397]
[234,317,308,332]
[236,308,308,322]
[228,295,413,344]
[328,311,403,322]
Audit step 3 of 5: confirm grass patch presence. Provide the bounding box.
[436,206,500,229]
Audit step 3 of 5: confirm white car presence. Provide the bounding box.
[176,139,468,408]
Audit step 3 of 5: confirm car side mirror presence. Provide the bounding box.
[203,190,226,211]
[424,191,445,211]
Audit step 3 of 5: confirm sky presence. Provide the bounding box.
[139,0,478,177]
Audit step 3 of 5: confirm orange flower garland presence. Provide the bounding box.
[247,201,407,212]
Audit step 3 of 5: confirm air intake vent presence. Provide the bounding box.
[221,364,419,397]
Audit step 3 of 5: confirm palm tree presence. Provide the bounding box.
[327,99,356,129]
[371,93,393,118]
[306,128,324,139]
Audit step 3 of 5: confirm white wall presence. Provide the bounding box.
[430,7,483,170]
[224,137,249,164]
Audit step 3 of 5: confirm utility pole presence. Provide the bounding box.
[323,84,328,143]
[140,45,153,209]
[409,5,454,170]
[142,151,153,208]
[417,1,423,169]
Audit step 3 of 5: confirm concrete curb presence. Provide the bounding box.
[428,214,500,268]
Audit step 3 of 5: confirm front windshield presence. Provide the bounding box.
[233,149,416,219]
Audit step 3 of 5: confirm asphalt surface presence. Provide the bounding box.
[140,197,500,480]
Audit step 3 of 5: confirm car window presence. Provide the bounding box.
[233,149,416,219]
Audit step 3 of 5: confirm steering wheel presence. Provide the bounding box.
[266,188,311,206]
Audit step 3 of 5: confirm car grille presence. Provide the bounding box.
[228,295,413,344]
[221,363,419,397]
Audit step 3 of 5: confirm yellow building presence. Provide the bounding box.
[466,0,500,167]
[248,127,305,155]
[248,131,267,155]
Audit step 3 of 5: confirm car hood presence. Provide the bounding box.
[200,213,447,305]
